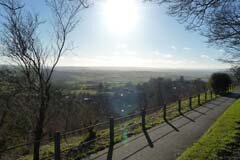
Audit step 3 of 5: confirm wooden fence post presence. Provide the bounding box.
[107,117,114,160]
[54,132,61,160]
[141,108,146,131]
[189,96,192,109]
[141,108,154,148]
[198,94,200,106]
[205,92,207,102]
[178,99,181,114]
[163,104,167,121]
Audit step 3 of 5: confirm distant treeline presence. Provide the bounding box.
[48,76,207,133]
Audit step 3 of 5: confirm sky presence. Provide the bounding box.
[4,0,231,69]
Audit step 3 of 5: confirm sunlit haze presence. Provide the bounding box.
[102,0,139,34]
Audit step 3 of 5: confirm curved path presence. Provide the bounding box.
[87,90,240,160]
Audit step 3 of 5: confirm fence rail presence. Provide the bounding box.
[0,84,236,160]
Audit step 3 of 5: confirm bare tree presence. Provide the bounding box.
[0,0,88,159]
[149,0,240,63]
[0,69,32,154]
[230,66,240,83]
[0,69,17,130]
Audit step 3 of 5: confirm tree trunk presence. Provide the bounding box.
[0,112,7,129]
[33,136,41,160]
[33,125,43,160]
[33,106,45,160]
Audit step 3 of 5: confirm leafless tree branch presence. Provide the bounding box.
[148,0,240,63]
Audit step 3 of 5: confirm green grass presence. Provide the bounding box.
[177,99,240,160]
[69,89,98,95]
[16,91,217,160]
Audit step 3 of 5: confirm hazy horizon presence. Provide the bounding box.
[0,64,229,71]
[55,65,229,71]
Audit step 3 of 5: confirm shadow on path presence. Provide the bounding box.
[179,113,195,122]
[89,96,234,160]
[192,109,206,115]
[165,120,179,132]
[224,92,240,99]
[200,105,214,110]
[120,107,212,160]
[143,130,154,148]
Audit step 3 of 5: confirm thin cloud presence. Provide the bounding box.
[218,49,224,52]
[201,54,216,61]
[163,54,173,58]
[183,47,191,50]
[171,46,176,50]
[153,51,173,59]
[201,54,209,59]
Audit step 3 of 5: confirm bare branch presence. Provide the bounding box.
[0,1,24,10]
[149,0,240,62]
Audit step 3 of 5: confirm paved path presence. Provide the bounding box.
[88,91,239,160]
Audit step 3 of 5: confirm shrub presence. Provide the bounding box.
[209,73,232,95]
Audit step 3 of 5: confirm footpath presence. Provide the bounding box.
[88,91,239,160]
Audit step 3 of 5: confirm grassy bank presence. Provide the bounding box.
[177,99,240,160]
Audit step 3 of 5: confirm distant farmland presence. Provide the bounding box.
[52,67,223,94]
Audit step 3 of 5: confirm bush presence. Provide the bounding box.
[209,73,232,95]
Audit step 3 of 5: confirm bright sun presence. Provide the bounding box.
[102,0,139,34]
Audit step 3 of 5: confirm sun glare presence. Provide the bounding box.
[102,0,139,34]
